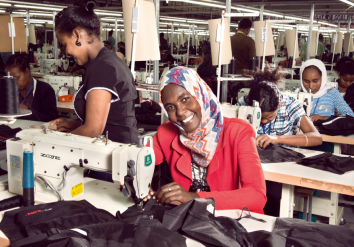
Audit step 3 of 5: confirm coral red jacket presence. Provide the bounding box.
[152,117,267,213]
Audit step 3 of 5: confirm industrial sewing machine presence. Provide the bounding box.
[221,101,261,132]
[40,59,70,74]
[283,91,314,116]
[6,129,155,211]
[41,75,82,99]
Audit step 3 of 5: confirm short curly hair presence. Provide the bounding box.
[246,63,285,112]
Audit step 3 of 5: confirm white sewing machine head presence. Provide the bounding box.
[6,129,155,210]
[41,75,82,100]
[221,101,261,132]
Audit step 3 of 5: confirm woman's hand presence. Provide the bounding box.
[143,188,156,202]
[256,134,279,149]
[50,118,81,132]
[19,104,28,109]
[310,115,328,123]
[155,182,199,206]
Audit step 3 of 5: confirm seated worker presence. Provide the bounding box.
[237,64,322,149]
[145,66,267,212]
[5,54,58,122]
[334,56,354,98]
[51,0,139,144]
[104,41,125,61]
[300,59,354,123]
[118,41,125,57]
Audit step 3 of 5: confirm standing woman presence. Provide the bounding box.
[5,54,58,122]
[51,0,139,144]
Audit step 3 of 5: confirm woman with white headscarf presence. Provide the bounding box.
[301,59,354,122]
[145,66,266,213]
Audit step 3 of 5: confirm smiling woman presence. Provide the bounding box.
[50,0,139,144]
[146,66,267,212]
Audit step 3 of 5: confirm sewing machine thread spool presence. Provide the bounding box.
[230,58,237,74]
[0,76,20,114]
[29,49,35,63]
[249,58,258,72]
[22,151,34,207]
[288,56,293,69]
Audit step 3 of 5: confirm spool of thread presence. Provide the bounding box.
[288,56,293,68]
[230,58,237,74]
[249,58,257,71]
[29,49,34,63]
[161,53,165,62]
[0,77,20,114]
[23,151,34,207]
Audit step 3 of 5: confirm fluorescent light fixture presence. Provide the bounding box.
[108,23,125,27]
[263,12,283,18]
[230,24,238,27]
[0,3,11,6]
[14,4,62,11]
[285,16,303,21]
[0,10,5,12]
[187,20,208,24]
[160,18,186,22]
[184,0,225,9]
[100,18,123,22]
[160,22,195,27]
[339,0,354,6]
[231,6,259,13]
[12,11,27,15]
[95,11,122,17]
[29,12,54,16]
[318,21,337,27]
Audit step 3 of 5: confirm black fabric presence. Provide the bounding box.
[344,83,354,111]
[135,101,161,125]
[119,198,256,247]
[19,80,58,122]
[0,125,22,150]
[250,217,354,247]
[74,47,139,144]
[257,145,305,163]
[0,200,116,243]
[296,152,354,175]
[314,115,354,136]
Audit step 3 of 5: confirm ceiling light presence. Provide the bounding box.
[263,12,283,18]
[0,3,10,6]
[318,21,337,27]
[285,16,303,21]
[187,20,208,24]
[184,0,226,9]
[0,10,5,12]
[14,4,62,11]
[100,18,124,22]
[95,11,122,17]
[339,0,354,6]
[12,11,27,15]
[160,18,186,22]
[29,12,54,16]
[230,6,259,13]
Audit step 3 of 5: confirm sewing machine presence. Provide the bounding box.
[41,75,81,99]
[40,59,70,74]
[6,129,155,211]
[221,101,261,132]
[283,91,314,116]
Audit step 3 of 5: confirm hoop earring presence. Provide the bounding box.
[76,40,82,47]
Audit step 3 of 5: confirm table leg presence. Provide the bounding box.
[333,143,341,154]
[280,184,294,218]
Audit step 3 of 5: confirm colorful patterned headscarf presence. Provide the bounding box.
[159,67,223,167]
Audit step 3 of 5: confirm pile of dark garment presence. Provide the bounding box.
[135,100,162,126]
[314,115,354,136]
[0,199,256,247]
[257,144,354,175]
[1,199,353,247]
[0,125,22,151]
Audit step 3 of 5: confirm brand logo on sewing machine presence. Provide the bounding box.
[145,154,152,167]
[40,153,61,160]
[257,112,260,119]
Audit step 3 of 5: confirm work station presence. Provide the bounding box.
[1,0,354,246]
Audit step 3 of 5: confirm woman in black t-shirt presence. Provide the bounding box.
[51,0,139,144]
